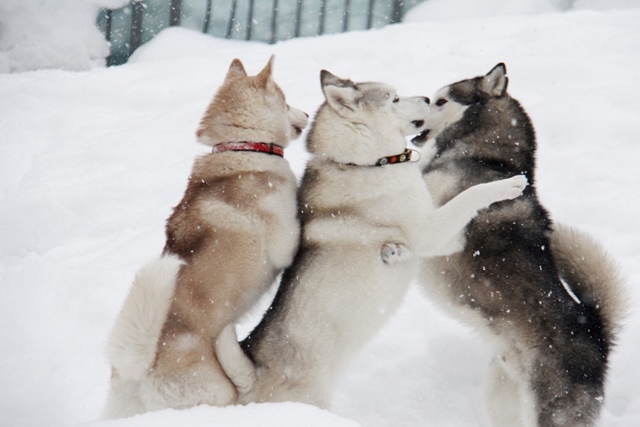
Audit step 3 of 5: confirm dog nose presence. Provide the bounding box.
[423,97,430,105]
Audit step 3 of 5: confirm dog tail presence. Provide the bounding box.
[216,324,256,395]
[106,254,182,380]
[551,223,629,340]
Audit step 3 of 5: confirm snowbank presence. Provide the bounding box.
[0,0,127,73]
[405,0,640,22]
[84,403,360,427]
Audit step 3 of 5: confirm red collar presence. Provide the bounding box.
[212,142,284,157]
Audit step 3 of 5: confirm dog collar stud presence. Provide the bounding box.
[375,148,420,166]
[212,142,284,157]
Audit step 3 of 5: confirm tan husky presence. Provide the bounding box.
[102,56,308,418]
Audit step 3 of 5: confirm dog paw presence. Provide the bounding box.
[381,243,411,264]
[504,174,528,199]
[483,174,528,204]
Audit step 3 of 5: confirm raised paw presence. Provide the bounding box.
[481,174,528,205]
[502,174,528,200]
[381,243,412,264]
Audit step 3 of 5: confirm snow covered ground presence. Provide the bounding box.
[1,2,639,427]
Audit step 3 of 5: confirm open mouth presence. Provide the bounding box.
[293,126,303,137]
[410,129,430,146]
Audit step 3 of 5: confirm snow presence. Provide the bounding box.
[403,0,640,22]
[1,1,640,427]
[0,0,128,73]
[83,403,360,427]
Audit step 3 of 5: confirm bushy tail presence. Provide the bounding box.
[216,324,256,395]
[106,254,182,380]
[551,223,629,340]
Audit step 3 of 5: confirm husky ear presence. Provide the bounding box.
[481,63,508,97]
[225,58,248,81]
[320,70,358,114]
[255,54,276,89]
[320,69,346,88]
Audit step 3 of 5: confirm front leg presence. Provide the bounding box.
[433,231,466,256]
[417,175,527,257]
[463,174,528,208]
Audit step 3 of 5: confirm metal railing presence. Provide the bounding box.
[97,0,422,66]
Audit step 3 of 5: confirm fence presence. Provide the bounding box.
[97,0,423,66]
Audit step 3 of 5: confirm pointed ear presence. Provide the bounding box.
[320,69,344,88]
[255,54,275,88]
[225,58,247,81]
[480,63,508,97]
[320,70,358,113]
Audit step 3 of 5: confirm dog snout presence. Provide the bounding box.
[423,97,430,105]
[412,120,425,128]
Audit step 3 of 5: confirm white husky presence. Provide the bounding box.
[216,70,529,408]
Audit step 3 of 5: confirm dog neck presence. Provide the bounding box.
[338,148,420,167]
[211,142,284,157]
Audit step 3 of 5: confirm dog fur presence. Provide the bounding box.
[102,56,308,418]
[216,70,528,408]
[414,63,628,427]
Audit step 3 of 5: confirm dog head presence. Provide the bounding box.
[307,70,430,165]
[197,55,308,148]
[415,63,537,180]
[412,63,509,147]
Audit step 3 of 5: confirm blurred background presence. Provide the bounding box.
[0,0,634,72]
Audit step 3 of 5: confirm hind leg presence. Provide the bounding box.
[102,374,145,419]
[530,359,604,427]
[140,332,237,411]
[485,356,538,427]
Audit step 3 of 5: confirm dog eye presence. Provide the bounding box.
[435,98,448,107]
[392,96,400,103]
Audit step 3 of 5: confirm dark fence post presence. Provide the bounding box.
[246,0,255,40]
[366,0,375,29]
[270,0,279,44]
[294,0,303,38]
[202,0,212,33]
[318,0,326,36]
[104,10,114,66]
[129,0,144,56]
[390,0,404,24]
[169,0,182,26]
[342,0,351,32]
[104,10,113,43]
[226,0,237,39]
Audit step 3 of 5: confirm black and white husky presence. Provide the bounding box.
[216,70,528,408]
[413,63,628,427]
